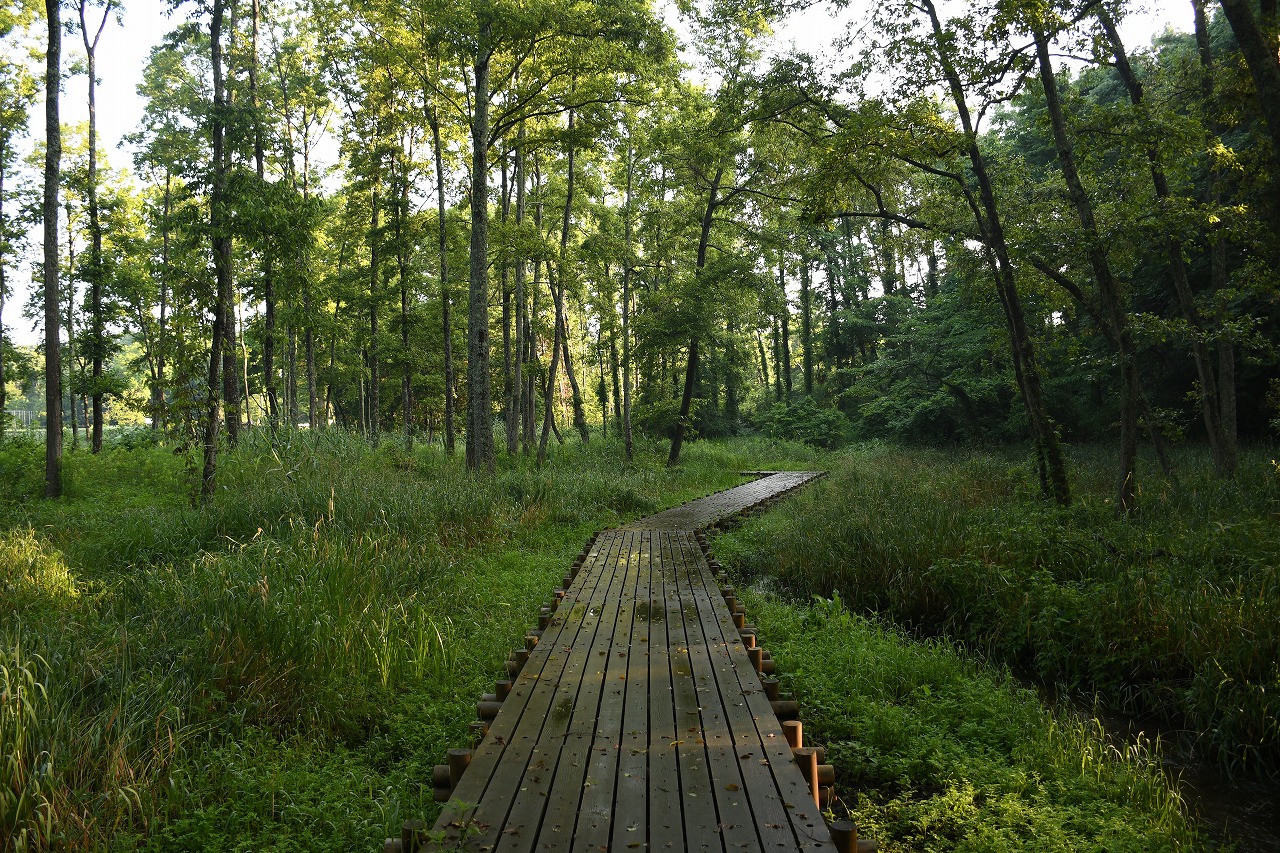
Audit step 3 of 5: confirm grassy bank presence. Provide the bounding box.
[715,443,1280,777]
[734,591,1199,851]
[1,433,1207,850]
[0,430,818,850]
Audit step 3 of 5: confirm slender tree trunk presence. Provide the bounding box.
[554,110,590,444]
[779,262,792,401]
[466,28,496,471]
[668,165,723,466]
[369,172,381,446]
[80,0,110,454]
[397,155,413,448]
[156,171,171,431]
[922,0,1069,505]
[203,0,232,498]
[537,266,564,467]
[509,124,526,456]
[500,146,514,451]
[429,107,455,455]
[609,328,622,430]
[621,145,635,462]
[772,317,783,402]
[43,0,63,497]
[63,217,77,450]
[800,255,813,396]
[219,0,240,449]
[1035,26,1137,511]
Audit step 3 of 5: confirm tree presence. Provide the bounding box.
[43,0,62,497]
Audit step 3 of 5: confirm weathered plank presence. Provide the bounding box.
[423,473,833,853]
[620,471,825,532]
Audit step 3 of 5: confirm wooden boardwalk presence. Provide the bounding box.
[422,473,837,853]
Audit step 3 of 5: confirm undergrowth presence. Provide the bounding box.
[737,591,1200,852]
[0,430,815,851]
[715,443,1280,777]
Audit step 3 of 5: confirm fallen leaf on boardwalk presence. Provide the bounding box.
[627,824,639,831]
[669,740,684,747]
[725,783,740,791]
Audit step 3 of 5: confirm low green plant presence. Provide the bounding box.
[738,591,1199,851]
[716,443,1280,776]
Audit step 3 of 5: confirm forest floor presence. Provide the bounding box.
[2,430,1263,851]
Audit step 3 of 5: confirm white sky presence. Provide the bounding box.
[2,0,1185,349]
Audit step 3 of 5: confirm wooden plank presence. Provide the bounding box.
[665,531,724,853]
[647,532,686,852]
[573,530,646,849]
[608,530,656,852]
[668,532,762,853]
[533,530,642,847]
[429,532,623,850]
[493,529,635,852]
[682,533,834,851]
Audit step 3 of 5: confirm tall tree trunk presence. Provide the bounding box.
[922,0,1069,505]
[43,0,63,497]
[1035,26,1137,511]
[756,331,770,390]
[800,254,813,396]
[156,171,171,431]
[397,154,413,449]
[555,110,590,444]
[779,261,792,401]
[668,165,723,466]
[218,0,240,448]
[204,0,232,498]
[250,0,278,430]
[429,107,455,455]
[500,146,514,452]
[63,213,77,450]
[80,0,110,454]
[771,316,783,402]
[508,123,526,456]
[466,27,496,471]
[537,266,564,467]
[369,172,381,446]
[620,144,635,462]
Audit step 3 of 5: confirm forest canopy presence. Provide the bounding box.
[1,0,1278,507]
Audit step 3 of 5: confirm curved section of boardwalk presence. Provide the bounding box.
[620,471,826,531]
[427,473,831,852]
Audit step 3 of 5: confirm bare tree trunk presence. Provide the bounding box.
[466,26,496,471]
[779,261,792,401]
[1035,27,1133,507]
[555,110,590,444]
[668,165,723,466]
[219,0,240,449]
[203,0,232,498]
[428,105,455,455]
[368,166,381,446]
[537,266,564,467]
[43,0,63,497]
[508,123,526,456]
[620,145,635,462]
[923,0,1069,505]
[800,254,813,396]
[79,0,110,453]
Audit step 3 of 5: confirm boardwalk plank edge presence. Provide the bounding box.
[385,471,877,853]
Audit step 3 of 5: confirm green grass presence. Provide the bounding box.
[0,432,1215,850]
[734,591,1199,852]
[0,430,818,851]
[714,443,1280,777]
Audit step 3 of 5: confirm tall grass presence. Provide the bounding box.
[739,592,1200,851]
[716,443,1280,776]
[0,429,818,849]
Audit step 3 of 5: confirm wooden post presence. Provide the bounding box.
[794,746,819,806]
[748,647,764,672]
[829,821,858,853]
[403,819,427,853]
[762,677,780,700]
[783,719,802,749]
[447,748,472,787]
[496,679,512,701]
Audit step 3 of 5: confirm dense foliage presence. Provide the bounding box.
[1,0,1277,500]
